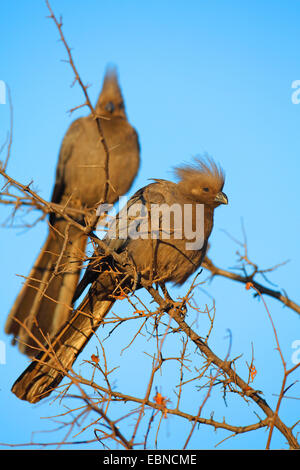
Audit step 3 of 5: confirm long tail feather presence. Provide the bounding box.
[5,220,87,356]
[11,294,114,403]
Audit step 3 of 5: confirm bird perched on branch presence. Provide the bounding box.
[5,66,140,356]
[11,157,228,403]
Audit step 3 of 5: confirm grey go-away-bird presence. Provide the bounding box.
[11,158,228,403]
[5,66,140,356]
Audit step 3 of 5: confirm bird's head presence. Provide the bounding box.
[175,157,228,208]
[95,65,126,118]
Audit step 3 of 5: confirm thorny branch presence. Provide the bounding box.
[203,225,300,317]
[1,170,299,450]
[1,0,299,451]
[203,256,300,317]
[142,282,300,450]
[45,0,111,208]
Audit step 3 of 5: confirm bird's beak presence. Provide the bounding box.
[214,191,228,205]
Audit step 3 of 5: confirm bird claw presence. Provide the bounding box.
[174,300,187,318]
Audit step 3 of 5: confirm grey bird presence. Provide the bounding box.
[11,158,228,403]
[5,66,140,356]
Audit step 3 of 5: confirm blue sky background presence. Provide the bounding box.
[0,0,300,450]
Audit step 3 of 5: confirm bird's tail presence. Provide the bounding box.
[5,219,87,356]
[11,294,115,403]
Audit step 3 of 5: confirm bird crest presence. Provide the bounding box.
[174,156,225,195]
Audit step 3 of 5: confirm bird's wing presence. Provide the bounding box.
[50,119,83,206]
[72,181,170,301]
[105,181,168,252]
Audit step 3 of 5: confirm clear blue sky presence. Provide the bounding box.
[0,0,299,450]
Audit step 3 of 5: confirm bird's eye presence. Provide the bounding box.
[105,101,115,113]
[203,187,209,192]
